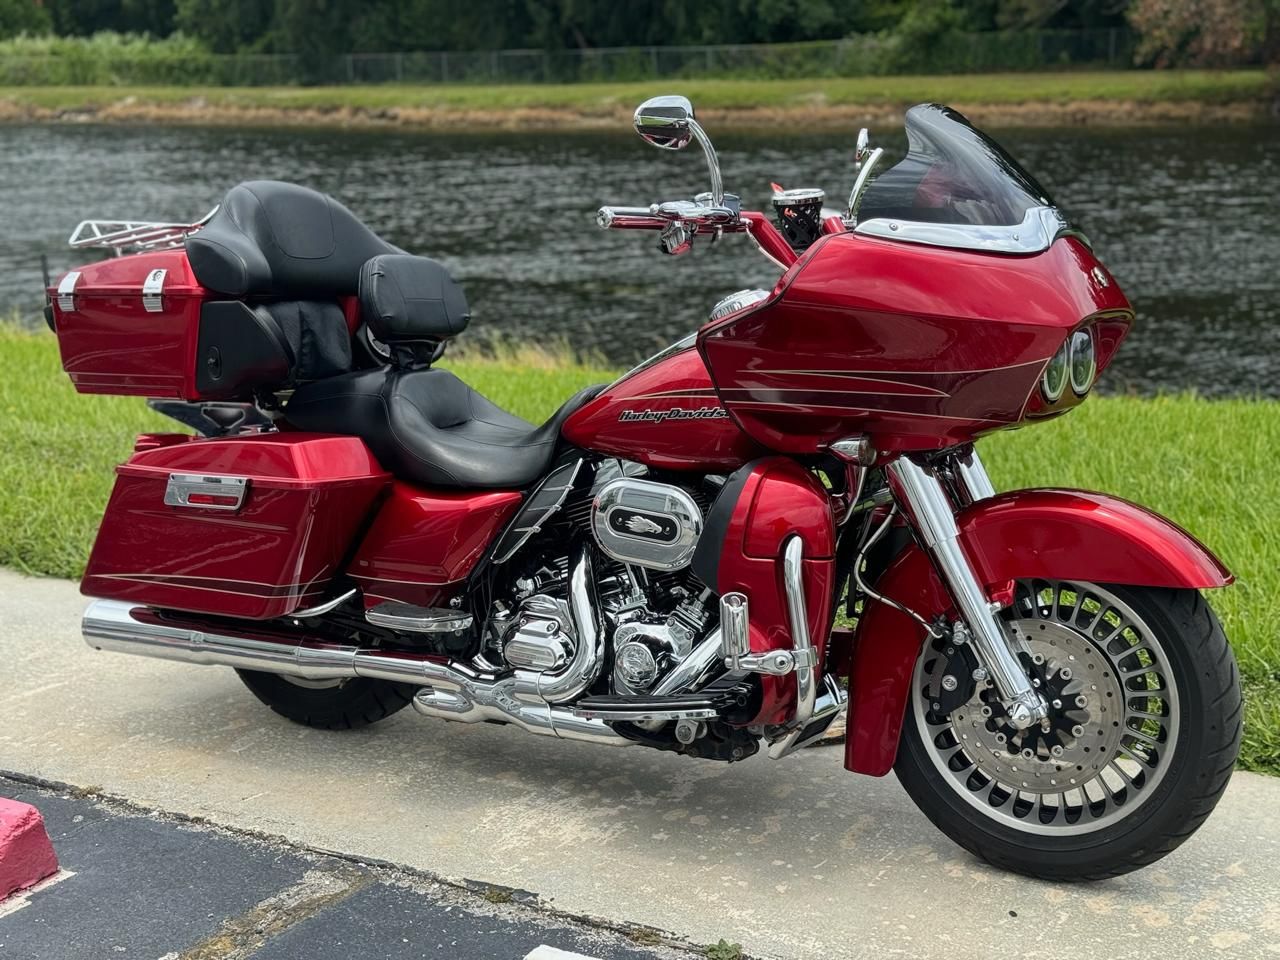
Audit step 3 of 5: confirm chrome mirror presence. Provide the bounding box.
[633,95,695,150]
[846,127,884,223]
[855,128,870,169]
[632,94,725,208]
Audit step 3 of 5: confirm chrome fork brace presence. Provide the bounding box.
[885,454,1047,730]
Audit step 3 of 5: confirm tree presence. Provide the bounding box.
[0,0,52,38]
[47,0,174,35]
[1128,0,1279,65]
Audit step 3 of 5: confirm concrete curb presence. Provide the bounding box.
[0,797,59,900]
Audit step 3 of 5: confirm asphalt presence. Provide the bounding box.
[0,778,686,960]
[3,568,1280,959]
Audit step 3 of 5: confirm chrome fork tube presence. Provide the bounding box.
[885,456,1046,730]
[952,446,996,505]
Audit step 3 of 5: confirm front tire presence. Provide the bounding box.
[236,670,416,730]
[894,582,1241,881]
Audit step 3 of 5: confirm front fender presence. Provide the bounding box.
[844,488,1231,776]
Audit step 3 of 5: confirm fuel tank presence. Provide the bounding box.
[561,338,760,471]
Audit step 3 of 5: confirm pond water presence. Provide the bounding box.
[2,120,1276,395]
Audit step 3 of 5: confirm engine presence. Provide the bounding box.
[484,461,719,700]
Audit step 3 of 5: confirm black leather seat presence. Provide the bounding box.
[187,180,401,297]
[285,253,602,489]
[288,367,600,488]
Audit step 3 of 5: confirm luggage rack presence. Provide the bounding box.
[67,207,219,255]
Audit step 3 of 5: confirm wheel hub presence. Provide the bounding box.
[912,579,1181,835]
[949,620,1125,794]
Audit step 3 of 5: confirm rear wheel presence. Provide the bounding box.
[894,581,1241,880]
[236,670,416,730]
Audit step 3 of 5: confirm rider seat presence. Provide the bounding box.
[286,254,601,489]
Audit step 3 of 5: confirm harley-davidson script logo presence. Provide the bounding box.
[618,406,728,423]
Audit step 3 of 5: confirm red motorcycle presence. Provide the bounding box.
[49,100,1241,880]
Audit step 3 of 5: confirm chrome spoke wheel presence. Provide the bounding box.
[912,579,1180,835]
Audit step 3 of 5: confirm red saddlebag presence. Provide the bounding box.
[83,434,390,619]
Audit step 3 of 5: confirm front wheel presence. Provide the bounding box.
[894,581,1241,881]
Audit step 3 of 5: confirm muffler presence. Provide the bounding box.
[80,545,630,747]
[83,597,628,746]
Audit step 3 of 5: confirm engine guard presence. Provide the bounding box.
[843,487,1232,777]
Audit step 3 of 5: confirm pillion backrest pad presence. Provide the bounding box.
[358,253,471,343]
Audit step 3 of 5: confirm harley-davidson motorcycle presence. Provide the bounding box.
[47,99,1241,880]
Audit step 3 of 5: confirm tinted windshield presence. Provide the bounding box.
[857,103,1055,227]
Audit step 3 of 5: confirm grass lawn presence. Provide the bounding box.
[1,69,1272,115]
[2,322,1276,773]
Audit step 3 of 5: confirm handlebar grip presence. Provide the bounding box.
[596,207,667,230]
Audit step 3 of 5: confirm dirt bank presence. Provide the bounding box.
[0,93,1272,131]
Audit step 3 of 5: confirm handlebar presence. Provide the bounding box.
[596,199,746,234]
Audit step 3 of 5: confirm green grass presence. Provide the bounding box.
[2,322,1276,773]
[1,69,1272,115]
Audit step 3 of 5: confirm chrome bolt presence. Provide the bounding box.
[971,667,988,683]
[1051,745,1065,758]
[675,720,703,745]
[1071,724,1085,738]
[1059,667,1073,680]
[941,675,958,692]
[994,733,1007,744]
[980,705,993,718]
[1032,653,1045,665]
[1052,699,1063,709]
[1075,695,1088,708]
[1021,748,1035,760]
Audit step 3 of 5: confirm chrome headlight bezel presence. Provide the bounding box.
[1069,327,1097,396]
[1041,341,1069,403]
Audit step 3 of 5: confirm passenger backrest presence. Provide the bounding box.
[358,254,471,345]
[186,181,401,298]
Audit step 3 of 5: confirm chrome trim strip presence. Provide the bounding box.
[291,588,358,618]
[365,602,474,634]
[854,205,1073,255]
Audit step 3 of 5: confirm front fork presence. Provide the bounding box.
[885,450,1048,730]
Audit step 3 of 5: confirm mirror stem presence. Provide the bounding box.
[687,118,724,208]
[845,147,885,224]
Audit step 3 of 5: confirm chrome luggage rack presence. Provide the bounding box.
[67,207,219,255]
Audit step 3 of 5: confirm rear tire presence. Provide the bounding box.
[894,583,1241,881]
[235,670,416,730]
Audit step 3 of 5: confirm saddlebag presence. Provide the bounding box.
[82,433,390,619]
[49,250,352,401]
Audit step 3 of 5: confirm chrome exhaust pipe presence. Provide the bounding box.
[81,543,629,748]
[83,597,630,746]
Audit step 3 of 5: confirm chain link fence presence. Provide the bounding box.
[0,29,1138,87]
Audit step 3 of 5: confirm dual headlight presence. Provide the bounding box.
[1041,327,1097,402]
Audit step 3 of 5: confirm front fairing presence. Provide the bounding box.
[697,104,1132,455]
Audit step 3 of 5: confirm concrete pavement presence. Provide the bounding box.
[2,569,1279,959]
